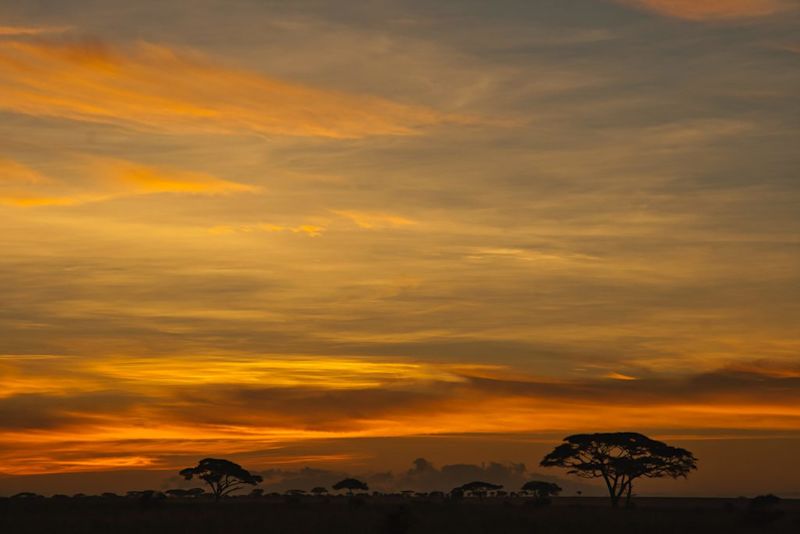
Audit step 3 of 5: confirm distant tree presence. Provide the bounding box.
[521,481,562,503]
[165,487,206,499]
[310,486,328,496]
[179,458,263,501]
[540,432,697,507]
[10,492,43,499]
[455,481,503,499]
[332,478,369,495]
[747,494,783,525]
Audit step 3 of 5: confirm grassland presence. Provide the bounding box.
[1,496,797,534]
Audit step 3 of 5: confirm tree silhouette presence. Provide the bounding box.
[179,458,263,501]
[332,478,369,495]
[310,486,328,496]
[540,432,697,507]
[521,480,562,503]
[454,481,503,499]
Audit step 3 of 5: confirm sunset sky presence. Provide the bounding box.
[1,0,799,497]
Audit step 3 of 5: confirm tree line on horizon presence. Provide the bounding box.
[6,433,698,508]
[171,432,697,508]
[3,432,701,508]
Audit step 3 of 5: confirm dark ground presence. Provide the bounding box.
[1,496,798,534]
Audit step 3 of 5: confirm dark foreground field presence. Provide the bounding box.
[2,496,798,534]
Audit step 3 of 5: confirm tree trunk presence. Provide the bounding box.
[603,475,618,508]
[624,481,633,508]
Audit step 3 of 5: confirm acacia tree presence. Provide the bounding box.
[179,458,263,501]
[332,478,369,495]
[540,432,697,507]
[455,481,503,499]
[521,481,562,502]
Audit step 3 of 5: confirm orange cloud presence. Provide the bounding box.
[0,25,70,36]
[616,0,796,20]
[0,156,257,207]
[605,371,638,380]
[0,158,46,184]
[93,159,258,196]
[0,40,465,138]
[1,356,798,475]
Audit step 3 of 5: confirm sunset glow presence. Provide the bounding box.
[1,0,798,497]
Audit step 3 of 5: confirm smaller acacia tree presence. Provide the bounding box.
[179,458,263,501]
[332,478,369,495]
[521,481,562,504]
[310,486,328,496]
[540,432,697,507]
[455,481,503,499]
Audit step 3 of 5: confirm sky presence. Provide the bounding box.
[0,0,799,497]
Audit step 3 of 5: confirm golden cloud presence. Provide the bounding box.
[209,223,326,237]
[0,156,257,207]
[333,210,417,229]
[0,40,465,138]
[616,0,796,20]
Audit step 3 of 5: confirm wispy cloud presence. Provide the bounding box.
[0,25,70,37]
[209,223,326,237]
[0,156,257,207]
[0,157,46,184]
[0,40,467,138]
[615,0,796,20]
[333,210,417,229]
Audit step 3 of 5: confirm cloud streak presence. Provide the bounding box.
[0,156,257,206]
[0,40,466,138]
[1,355,798,475]
[615,0,796,20]
[0,25,70,37]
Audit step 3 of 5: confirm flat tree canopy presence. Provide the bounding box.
[453,481,503,498]
[332,478,369,493]
[540,432,697,507]
[179,458,263,500]
[521,481,562,499]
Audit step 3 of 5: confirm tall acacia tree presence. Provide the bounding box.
[179,458,263,501]
[540,432,697,507]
